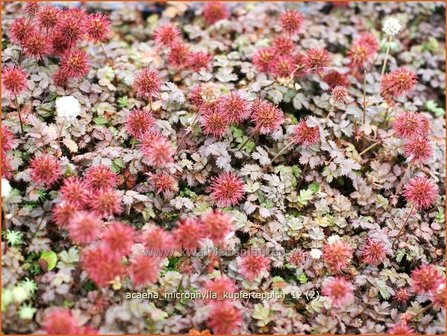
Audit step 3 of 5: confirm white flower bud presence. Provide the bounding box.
[55,96,81,121]
[310,248,322,259]
[382,17,402,37]
[1,178,12,198]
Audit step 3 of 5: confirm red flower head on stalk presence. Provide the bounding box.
[52,202,79,227]
[59,177,90,208]
[43,308,80,334]
[388,321,415,335]
[202,277,237,301]
[291,119,320,146]
[252,48,276,73]
[207,302,242,335]
[218,92,251,124]
[168,42,192,70]
[100,221,136,257]
[331,86,350,104]
[279,9,305,35]
[1,66,28,96]
[210,172,245,207]
[141,226,177,257]
[9,18,35,46]
[133,68,162,101]
[29,154,61,187]
[272,36,295,56]
[153,23,181,47]
[323,71,349,89]
[361,238,388,266]
[125,109,156,139]
[22,31,51,59]
[404,137,433,164]
[149,172,178,198]
[303,48,331,74]
[68,211,102,245]
[187,51,213,72]
[173,217,205,253]
[90,189,123,217]
[140,134,175,168]
[59,48,91,79]
[250,99,284,135]
[85,165,118,190]
[86,13,112,43]
[393,111,431,140]
[238,251,270,281]
[203,2,230,25]
[129,254,161,288]
[200,108,231,138]
[380,67,417,100]
[37,6,60,31]
[201,210,234,246]
[24,2,41,17]
[322,277,354,307]
[271,55,297,78]
[411,264,444,295]
[323,239,353,273]
[403,175,438,210]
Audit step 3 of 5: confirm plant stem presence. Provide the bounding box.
[176,110,202,152]
[238,133,254,151]
[394,163,412,197]
[15,95,24,136]
[362,69,367,125]
[359,140,381,156]
[100,43,113,66]
[381,36,392,78]
[271,140,294,164]
[392,205,414,248]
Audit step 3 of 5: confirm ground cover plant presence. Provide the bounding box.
[1,1,446,334]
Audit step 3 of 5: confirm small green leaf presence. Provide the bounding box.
[93,116,108,125]
[297,273,308,284]
[39,251,58,271]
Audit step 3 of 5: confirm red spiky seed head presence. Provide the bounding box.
[250,99,284,135]
[84,165,117,190]
[200,108,230,138]
[22,31,51,59]
[9,18,35,46]
[361,238,388,266]
[29,154,61,187]
[36,6,60,30]
[411,264,443,295]
[210,172,245,207]
[358,32,379,55]
[279,9,305,35]
[43,308,80,334]
[393,287,410,304]
[348,33,379,68]
[153,23,181,47]
[207,302,242,335]
[141,226,176,257]
[331,85,350,103]
[388,321,415,335]
[287,248,308,267]
[322,277,354,308]
[271,55,297,78]
[380,67,417,100]
[81,245,126,287]
[430,282,446,309]
[24,2,41,16]
[90,188,123,218]
[60,48,90,79]
[303,48,331,74]
[202,277,237,301]
[238,251,270,281]
[50,33,73,56]
[86,13,112,43]
[393,111,431,140]
[187,51,212,72]
[173,218,204,253]
[323,239,353,273]
[201,210,234,246]
[141,135,175,168]
[323,71,349,89]
[56,9,87,45]
[168,42,191,70]
[1,66,28,96]
[203,2,230,25]
[59,177,90,208]
[52,202,79,227]
[218,92,251,124]
[1,125,15,152]
[404,137,433,164]
[403,175,438,210]
[100,221,136,257]
[68,211,102,245]
[125,109,156,139]
[149,172,178,198]
[252,47,275,73]
[133,68,162,101]
[272,36,295,56]
[129,254,161,288]
[291,119,320,146]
